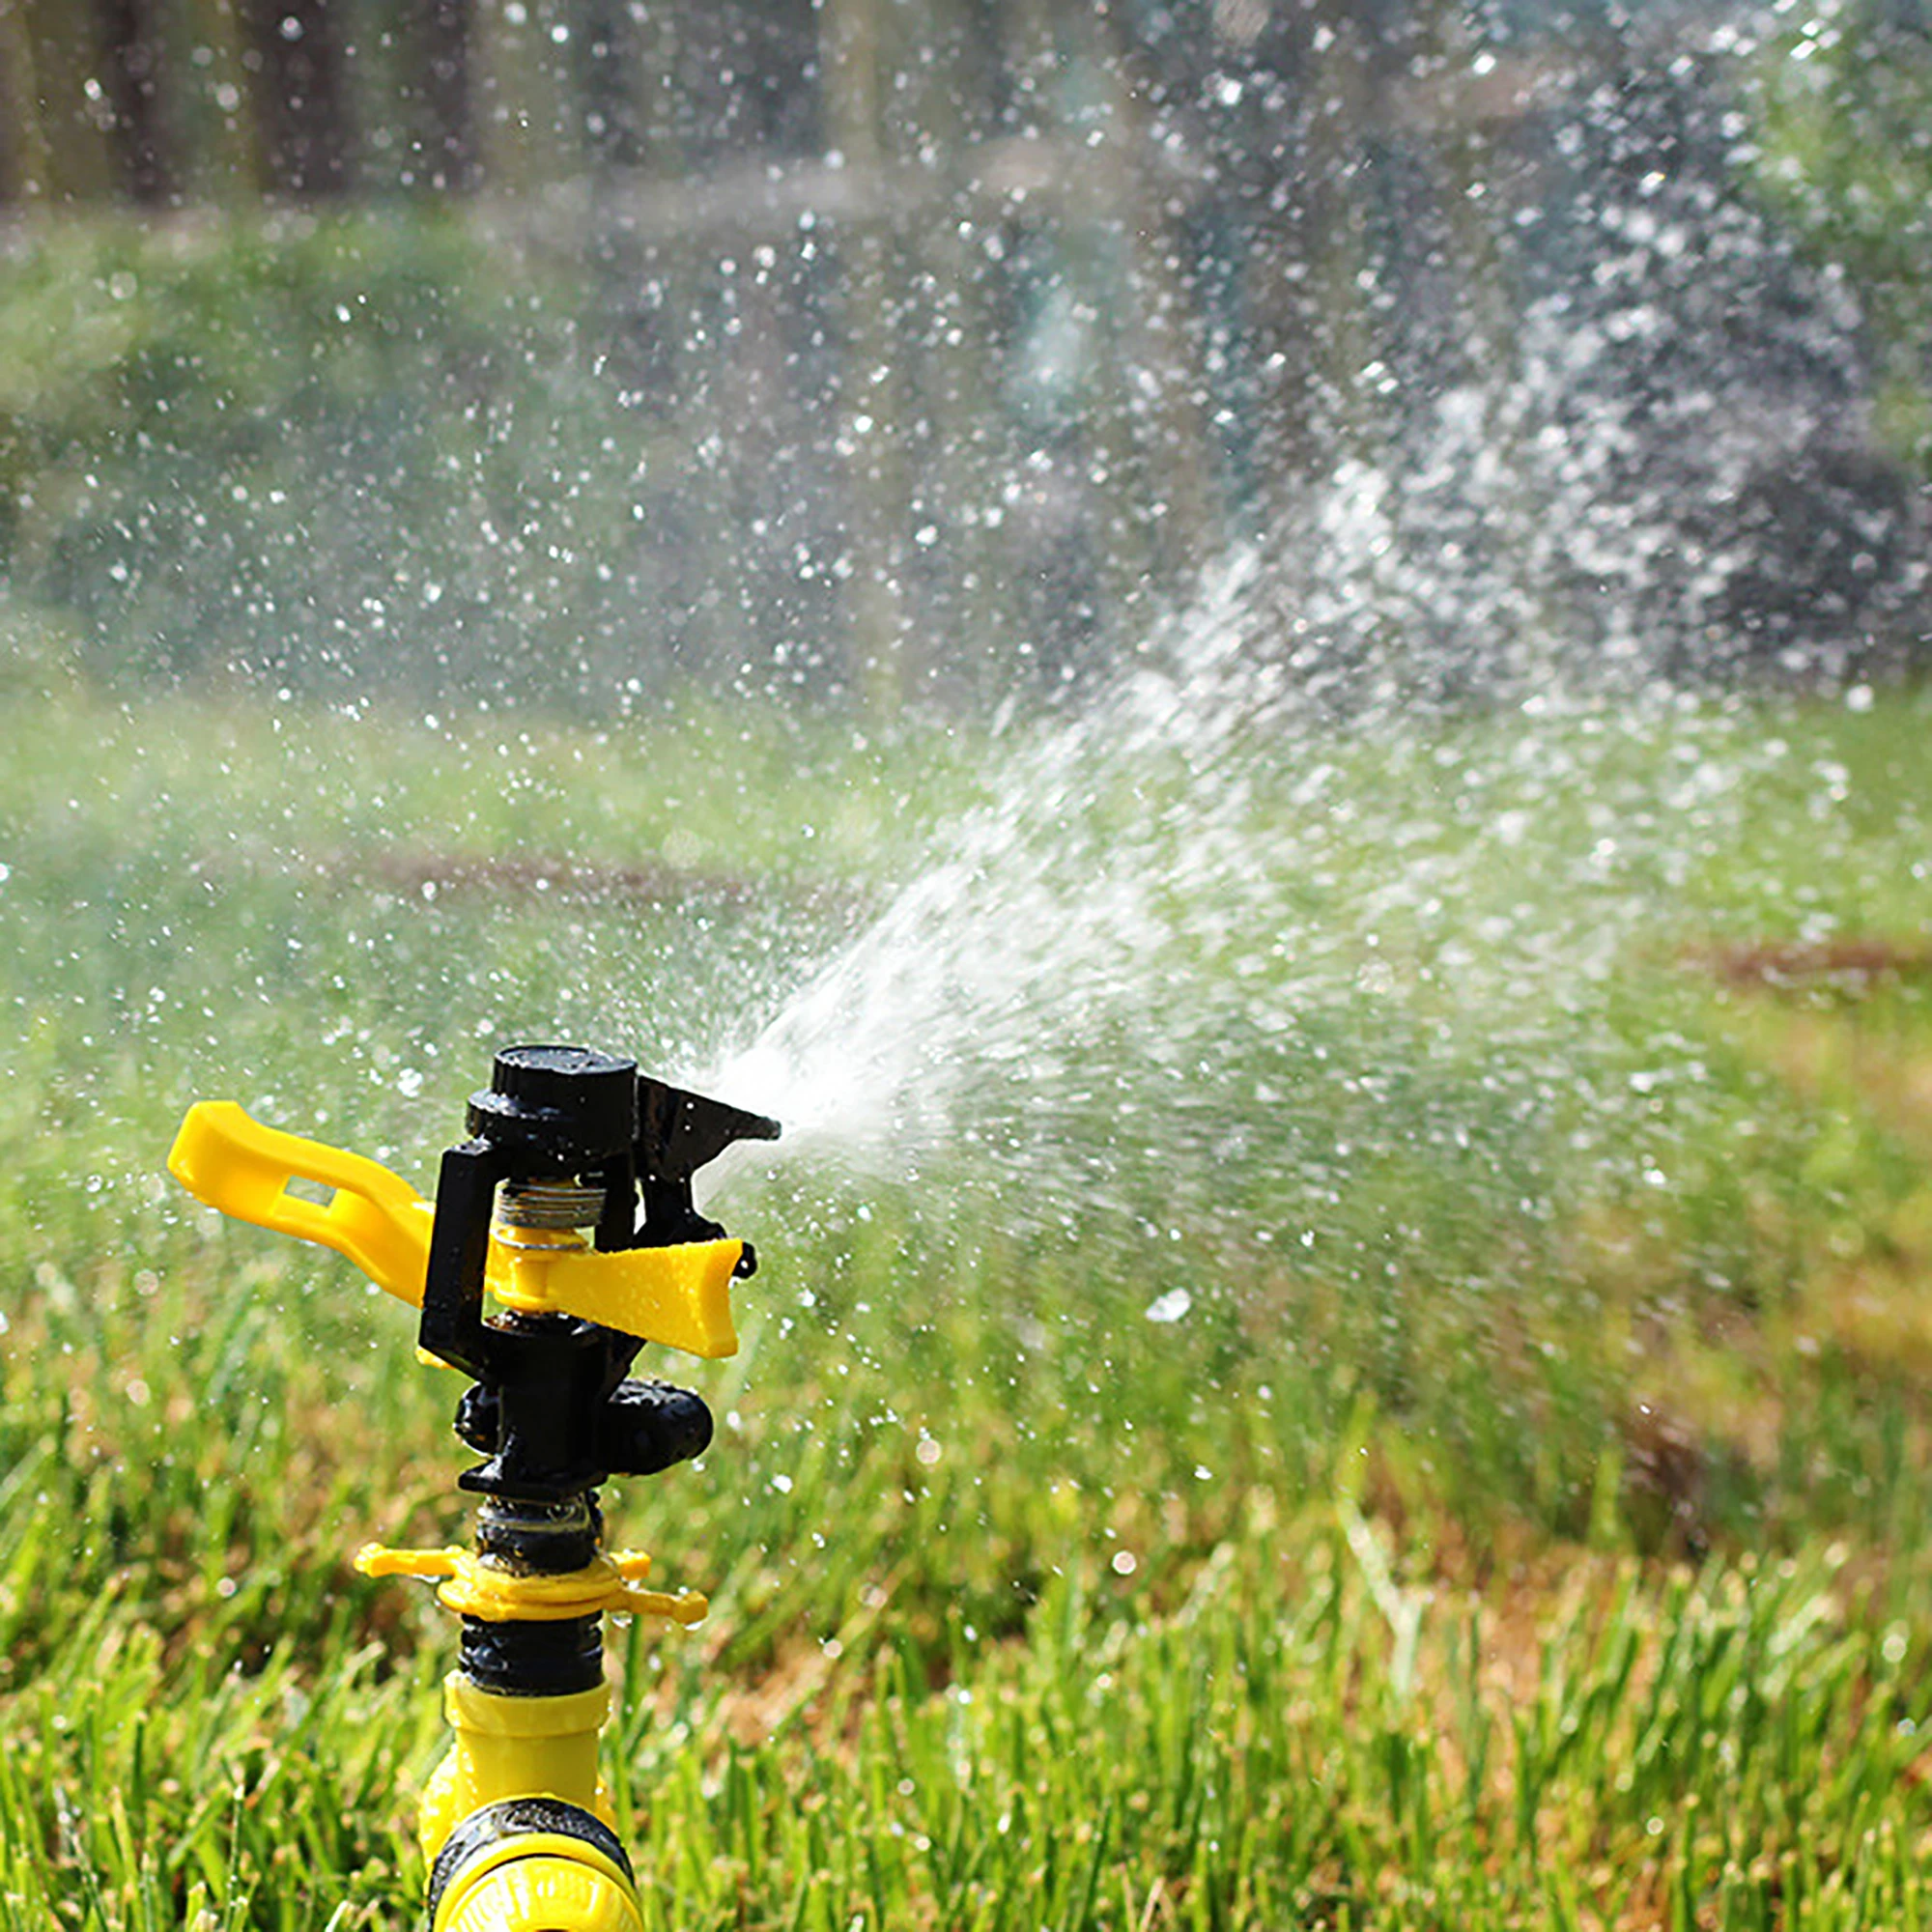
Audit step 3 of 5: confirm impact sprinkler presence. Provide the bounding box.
[168,1044,779,1931]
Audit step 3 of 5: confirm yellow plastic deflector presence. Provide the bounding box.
[496,1238,740,1358]
[167,1101,741,1356]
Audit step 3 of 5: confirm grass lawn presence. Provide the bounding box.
[4,668,1932,1929]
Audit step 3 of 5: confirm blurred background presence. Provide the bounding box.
[12,9,1932,1922]
[4,0,1931,715]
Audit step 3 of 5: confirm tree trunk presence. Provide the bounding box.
[411,0,477,192]
[94,0,177,205]
[180,0,255,206]
[13,0,119,203]
[0,1,44,202]
[242,0,355,198]
[581,0,642,173]
[820,0,913,712]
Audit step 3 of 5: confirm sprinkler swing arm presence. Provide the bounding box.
[168,1045,779,1932]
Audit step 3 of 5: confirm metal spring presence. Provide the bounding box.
[497,1179,605,1231]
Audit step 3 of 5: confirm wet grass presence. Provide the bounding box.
[4,676,1932,1927]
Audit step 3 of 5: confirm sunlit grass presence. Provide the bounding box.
[4,679,1932,1926]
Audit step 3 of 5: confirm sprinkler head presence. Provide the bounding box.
[467,1044,640,1167]
[418,1042,779,1502]
[164,1043,776,1501]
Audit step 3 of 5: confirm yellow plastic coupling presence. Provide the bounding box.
[418,1677,616,1863]
[355,1544,709,1627]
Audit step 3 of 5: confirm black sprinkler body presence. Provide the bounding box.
[167,1043,779,1931]
[420,1045,777,1504]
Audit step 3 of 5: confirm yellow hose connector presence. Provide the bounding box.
[436,1845,644,1932]
[418,1678,612,1863]
[426,1798,647,1932]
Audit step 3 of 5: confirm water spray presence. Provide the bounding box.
[168,1044,779,1931]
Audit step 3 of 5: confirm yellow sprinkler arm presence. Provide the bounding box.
[167,1100,743,1358]
[169,1100,433,1306]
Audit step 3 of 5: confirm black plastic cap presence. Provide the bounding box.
[467,1043,639,1161]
